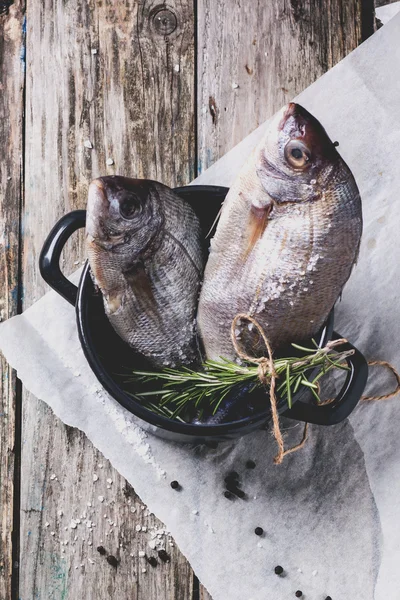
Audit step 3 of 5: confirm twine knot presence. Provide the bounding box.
[231,313,307,464]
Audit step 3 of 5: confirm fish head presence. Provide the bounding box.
[86,176,164,259]
[256,103,340,204]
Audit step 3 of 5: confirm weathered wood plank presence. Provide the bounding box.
[375,0,398,7]
[0,2,25,598]
[197,0,364,173]
[21,0,195,598]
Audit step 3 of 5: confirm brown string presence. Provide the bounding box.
[361,360,400,401]
[230,313,307,465]
[320,360,400,405]
[230,314,400,465]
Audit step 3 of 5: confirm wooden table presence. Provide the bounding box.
[0,1,388,598]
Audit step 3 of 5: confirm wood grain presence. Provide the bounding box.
[197,0,364,173]
[0,2,25,597]
[21,0,195,598]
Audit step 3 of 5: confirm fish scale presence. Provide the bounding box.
[198,103,362,361]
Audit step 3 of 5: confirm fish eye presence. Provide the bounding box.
[119,193,142,220]
[284,140,311,169]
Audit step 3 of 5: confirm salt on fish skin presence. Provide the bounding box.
[86,176,205,369]
[198,103,362,360]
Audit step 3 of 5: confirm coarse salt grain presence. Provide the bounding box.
[50,474,56,480]
[138,551,145,557]
[98,496,104,503]
[106,478,113,485]
[93,474,99,482]
[84,140,93,149]
[106,158,114,166]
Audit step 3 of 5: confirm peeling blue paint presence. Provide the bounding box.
[10,285,18,305]
[20,16,26,70]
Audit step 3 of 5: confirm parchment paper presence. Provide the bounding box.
[376,1,400,24]
[2,13,400,600]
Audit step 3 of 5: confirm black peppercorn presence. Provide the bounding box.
[158,549,170,563]
[228,486,245,499]
[146,555,158,567]
[274,565,284,575]
[96,546,106,556]
[226,483,246,498]
[254,527,263,536]
[295,591,303,598]
[224,490,234,500]
[106,555,119,568]
[246,460,256,469]
[333,141,339,147]
[170,480,180,490]
[224,475,238,485]
[325,597,332,600]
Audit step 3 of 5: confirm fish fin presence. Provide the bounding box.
[164,231,203,276]
[123,261,160,319]
[206,206,223,239]
[243,203,272,260]
[105,291,124,314]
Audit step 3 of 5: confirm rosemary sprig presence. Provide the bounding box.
[125,340,354,422]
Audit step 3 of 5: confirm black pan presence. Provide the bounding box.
[39,185,368,444]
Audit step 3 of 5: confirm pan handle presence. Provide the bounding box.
[283,332,368,425]
[39,210,87,306]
